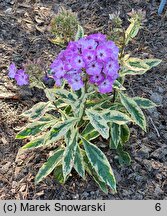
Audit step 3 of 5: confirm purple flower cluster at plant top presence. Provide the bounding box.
[50,33,119,93]
[8,63,29,86]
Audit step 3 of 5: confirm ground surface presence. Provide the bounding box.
[0,0,167,200]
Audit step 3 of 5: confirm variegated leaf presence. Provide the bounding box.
[74,146,85,179]
[21,102,55,121]
[83,151,108,194]
[119,93,146,131]
[81,122,99,141]
[54,165,65,184]
[35,148,64,184]
[113,80,126,91]
[22,135,45,150]
[63,130,78,179]
[133,97,157,109]
[109,123,121,149]
[85,109,109,139]
[16,119,57,139]
[124,57,149,72]
[81,136,116,192]
[143,59,162,69]
[75,25,84,41]
[45,118,77,145]
[103,110,132,125]
[120,124,130,144]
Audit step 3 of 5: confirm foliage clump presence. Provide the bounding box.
[50,7,80,46]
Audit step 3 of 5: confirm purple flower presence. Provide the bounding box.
[67,41,79,53]
[96,46,111,62]
[82,49,96,64]
[86,61,103,75]
[14,69,29,86]
[98,77,114,94]
[89,73,105,84]
[104,60,120,76]
[70,54,85,70]
[8,63,17,78]
[77,38,97,51]
[81,39,97,51]
[53,76,62,87]
[106,41,119,57]
[87,33,106,42]
[49,33,119,92]
[51,61,65,78]
[68,74,84,91]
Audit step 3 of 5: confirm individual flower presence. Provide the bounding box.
[89,73,105,84]
[104,60,120,76]
[82,49,96,64]
[14,69,29,86]
[8,63,17,78]
[87,33,106,42]
[68,73,84,91]
[67,41,79,53]
[51,61,65,78]
[98,77,114,94]
[70,54,85,69]
[96,46,111,62]
[80,39,97,51]
[106,41,119,58]
[86,61,103,75]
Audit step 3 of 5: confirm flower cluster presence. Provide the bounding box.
[8,63,29,86]
[50,33,119,93]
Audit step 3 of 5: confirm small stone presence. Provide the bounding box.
[151,146,167,161]
[154,185,163,196]
[5,8,12,14]
[147,107,159,119]
[150,92,163,104]
[72,194,79,199]
[137,145,151,159]
[82,192,89,198]
[143,159,153,172]
[157,87,164,94]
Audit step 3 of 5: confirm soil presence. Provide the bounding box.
[0,0,167,200]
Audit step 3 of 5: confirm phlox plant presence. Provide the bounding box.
[9,13,162,193]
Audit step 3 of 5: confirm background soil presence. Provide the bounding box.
[0,0,167,200]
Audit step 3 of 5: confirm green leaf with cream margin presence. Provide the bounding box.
[81,136,116,192]
[133,97,157,109]
[35,148,64,184]
[52,89,81,115]
[74,146,85,179]
[44,117,77,145]
[81,122,99,141]
[21,136,45,150]
[63,129,78,179]
[109,123,121,149]
[125,16,141,45]
[85,109,109,139]
[75,25,84,41]
[121,58,162,76]
[124,57,149,72]
[113,80,126,91]
[16,119,57,139]
[119,93,146,131]
[21,102,55,121]
[83,151,108,194]
[103,110,132,125]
